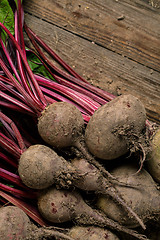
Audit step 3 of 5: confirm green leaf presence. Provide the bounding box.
[27,52,55,80]
[0,0,14,35]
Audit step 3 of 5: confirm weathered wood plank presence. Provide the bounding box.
[24,13,160,123]
[24,0,160,72]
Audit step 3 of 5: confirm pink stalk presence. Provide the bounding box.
[0,57,43,114]
[0,99,34,115]
[41,86,90,115]
[17,0,26,55]
[0,73,92,119]
[0,112,26,151]
[0,89,34,114]
[0,152,18,168]
[0,119,16,142]
[0,168,28,188]
[0,22,47,109]
[0,78,34,106]
[0,22,97,120]
[54,75,107,105]
[0,183,36,199]
[15,9,42,102]
[0,133,22,158]
[0,37,22,84]
[35,75,99,115]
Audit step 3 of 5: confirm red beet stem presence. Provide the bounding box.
[0,22,47,109]
[54,75,107,105]
[35,75,99,115]
[0,168,26,188]
[0,37,22,84]
[0,152,18,168]
[0,133,22,158]
[0,57,43,114]
[0,112,26,151]
[40,85,90,115]
[0,112,27,157]
[0,182,36,199]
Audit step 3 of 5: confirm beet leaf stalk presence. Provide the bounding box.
[0,21,101,121]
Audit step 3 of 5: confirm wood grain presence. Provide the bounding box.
[24,0,160,71]
[23,0,160,123]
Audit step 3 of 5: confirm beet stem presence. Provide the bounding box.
[0,152,18,168]
[24,24,115,102]
[0,111,26,152]
[0,22,47,109]
[0,183,36,199]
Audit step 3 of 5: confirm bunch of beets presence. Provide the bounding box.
[0,1,160,240]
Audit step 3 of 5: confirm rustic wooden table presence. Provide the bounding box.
[24,0,160,124]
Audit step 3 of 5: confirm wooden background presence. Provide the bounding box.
[23,0,160,124]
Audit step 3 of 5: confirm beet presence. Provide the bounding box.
[18,144,79,189]
[0,206,31,240]
[85,94,147,160]
[0,206,75,240]
[68,226,120,240]
[18,143,145,229]
[71,158,145,230]
[38,102,84,149]
[97,163,160,228]
[147,128,160,183]
[37,187,148,240]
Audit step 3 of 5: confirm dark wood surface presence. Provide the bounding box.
[24,0,160,123]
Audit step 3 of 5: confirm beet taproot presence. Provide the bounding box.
[37,102,84,149]
[0,206,75,240]
[71,158,145,229]
[68,226,120,240]
[18,144,79,189]
[85,94,146,160]
[37,187,148,240]
[0,206,31,240]
[97,163,160,228]
[147,128,160,183]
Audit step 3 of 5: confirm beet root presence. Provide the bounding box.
[0,206,31,240]
[85,94,147,160]
[37,187,149,240]
[71,158,145,230]
[18,144,78,189]
[147,128,160,183]
[97,163,160,228]
[68,226,120,240]
[0,206,75,240]
[37,102,84,149]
